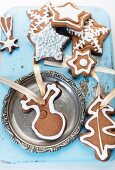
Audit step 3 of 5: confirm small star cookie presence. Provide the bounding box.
[49,2,91,31]
[67,18,110,55]
[66,49,96,77]
[0,17,18,53]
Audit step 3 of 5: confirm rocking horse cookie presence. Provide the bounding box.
[20,82,66,140]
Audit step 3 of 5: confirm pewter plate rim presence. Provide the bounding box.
[2,71,85,153]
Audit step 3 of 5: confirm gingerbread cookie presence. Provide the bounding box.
[20,82,66,140]
[29,23,70,62]
[80,95,115,161]
[49,2,91,31]
[67,18,110,55]
[0,17,18,53]
[27,2,52,34]
[66,49,96,77]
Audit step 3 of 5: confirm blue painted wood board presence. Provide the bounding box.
[0,6,115,164]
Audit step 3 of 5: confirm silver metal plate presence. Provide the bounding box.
[2,71,85,152]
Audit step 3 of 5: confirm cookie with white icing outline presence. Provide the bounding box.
[66,49,96,77]
[27,2,52,34]
[0,17,18,53]
[80,95,115,161]
[29,23,70,63]
[20,82,66,140]
[27,3,70,62]
[49,2,91,31]
[67,18,110,55]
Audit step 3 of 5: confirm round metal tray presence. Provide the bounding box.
[2,71,85,152]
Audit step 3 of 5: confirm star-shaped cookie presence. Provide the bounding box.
[66,49,96,77]
[49,2,91,31]
[0,38,18,53]
[67,18,110,55]
[30,23,70,62]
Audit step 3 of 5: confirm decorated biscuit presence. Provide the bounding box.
[27,2,52,34]
[66,49,96,77]
[30,23,70,62]
[49,2,91,31]
[20,82,66,140]
[0,17,18,53]
[67,18,110,55]
[80,95,115,161]
[27,2,70,62]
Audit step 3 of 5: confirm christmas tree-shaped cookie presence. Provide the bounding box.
[80,95,115,161]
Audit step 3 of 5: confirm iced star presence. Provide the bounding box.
[29,24,70,62]
[67,18,110,55]
[66,49,96,77]
[49,2,91,31]
[54,4,82,22]
[0,38,18,53]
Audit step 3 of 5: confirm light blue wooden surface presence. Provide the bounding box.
[0,6,115,164]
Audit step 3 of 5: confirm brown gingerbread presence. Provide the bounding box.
[49,2,91,31]
[27,2,70,63]
[0,17,18,53]
[66,49,96,77]
[27,2,52,34]
[20,82,66,140]
[67,18,110,55]
[80,95,115,161]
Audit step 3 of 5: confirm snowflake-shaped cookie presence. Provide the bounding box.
[67,18,110,55]
[49,2,91,31]
[66,49,96,77]
[30,23,70,62]
[27,2,52,34]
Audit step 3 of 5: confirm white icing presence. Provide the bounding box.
[54,4,83,23]
[0,17,18,52]
[68,50,95,75]
[20,83,66,140]
[67,19,110,54]
[79,59,88,67]
[0,38,18,52]
[30,23,69,61]
[80,95,115,161]
[49,5,90,29]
